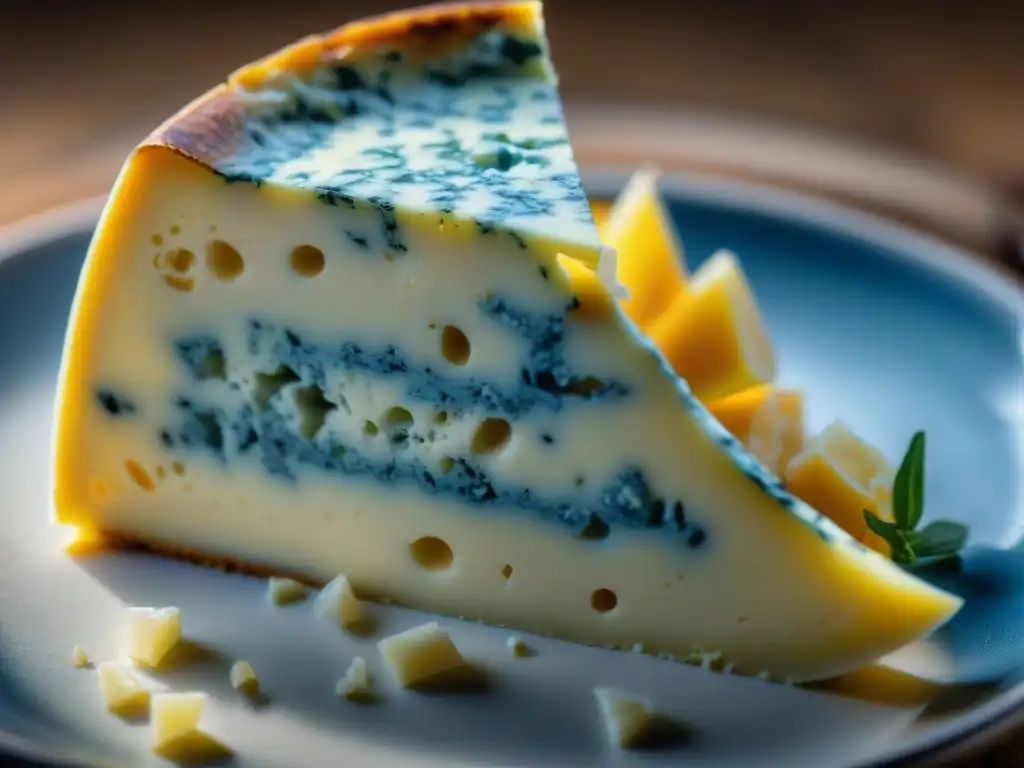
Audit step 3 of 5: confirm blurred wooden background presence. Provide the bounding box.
[1,0,1023,764]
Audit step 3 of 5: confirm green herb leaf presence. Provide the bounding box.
[864,510,915,563]
[914,520,969,561]
[892,431,926,530]
[864,510,901,540]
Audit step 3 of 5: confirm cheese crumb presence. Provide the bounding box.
[97,661,150,716]
[267,577,308,606]
[229,661,260,696]
[336,656,373,700]
[594,687,656,748]
[71,646,90,668]
[506,636,532,658]
[314,574,365,630]
[377,622,465,687]
[151,692,206,750]
[127,606,181,668]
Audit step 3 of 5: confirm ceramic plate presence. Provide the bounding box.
[1,172,1022,768]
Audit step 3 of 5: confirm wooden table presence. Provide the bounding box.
[2,1,1023,764]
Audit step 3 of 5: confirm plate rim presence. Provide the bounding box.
[0,178,1021,768]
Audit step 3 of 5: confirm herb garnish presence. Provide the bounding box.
[863,431,969,566]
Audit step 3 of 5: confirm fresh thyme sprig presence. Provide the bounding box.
[863,431,969,566]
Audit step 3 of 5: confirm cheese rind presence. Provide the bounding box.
[127,606,181,667]
[378,622,467,686]
[51,1,960,683]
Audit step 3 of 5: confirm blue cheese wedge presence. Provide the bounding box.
[51,0,960,683]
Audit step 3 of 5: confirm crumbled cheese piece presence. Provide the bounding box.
[506,636,532,658]
[336,656,373,700]
[151,692,206,750]
[97,661,150,716]
[377,622,465,687]
[71,646,90,668]
[267,577,308,605]
[630,642,645,654]
[314,574,364,630]
[593,687,656,748]
[127,606,181,667]
[229,660,260,696]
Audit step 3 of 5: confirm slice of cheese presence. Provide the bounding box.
[378,622,467,687]
[97,662,150,716]
[604,168,687,328]
[51,1,959,682]
[785,421,896,556]
[593,686,656,748]
[151,692,206,750]
[707,385,804,477]
[127,606,181,668]
[649,249,775,402]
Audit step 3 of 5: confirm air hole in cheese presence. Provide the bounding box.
[125,460,156,492]
[253,365,300,410]
[440,325,471,365]
[290,244,325,277]
[384,406,414,426]
[206,240,244,281]
[162,274,194,292]
[363,420,380,436]
[579,514,611,540]
[294,385,337,439]
[471,417,511,454]
[171,461,186,476]
[591,588,618,613]
[166,248,195,273]
[438,456,455,474]
[434,410,449,425]
[501,563,513,580]
[409,536,454,571]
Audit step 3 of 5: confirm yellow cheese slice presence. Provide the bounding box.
[648,249,776,402]
[603,168,688,328]
[708,385,804,477]
[784,421,895,556]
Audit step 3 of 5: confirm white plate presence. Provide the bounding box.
[1,173,1022,767]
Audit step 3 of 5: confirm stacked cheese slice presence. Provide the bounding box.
[53,0,954,683]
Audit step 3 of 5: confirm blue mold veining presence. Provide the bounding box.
[138,293,706,550]
[161,395,707,549]
[167,295,629,421]
[94,388,137,417]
